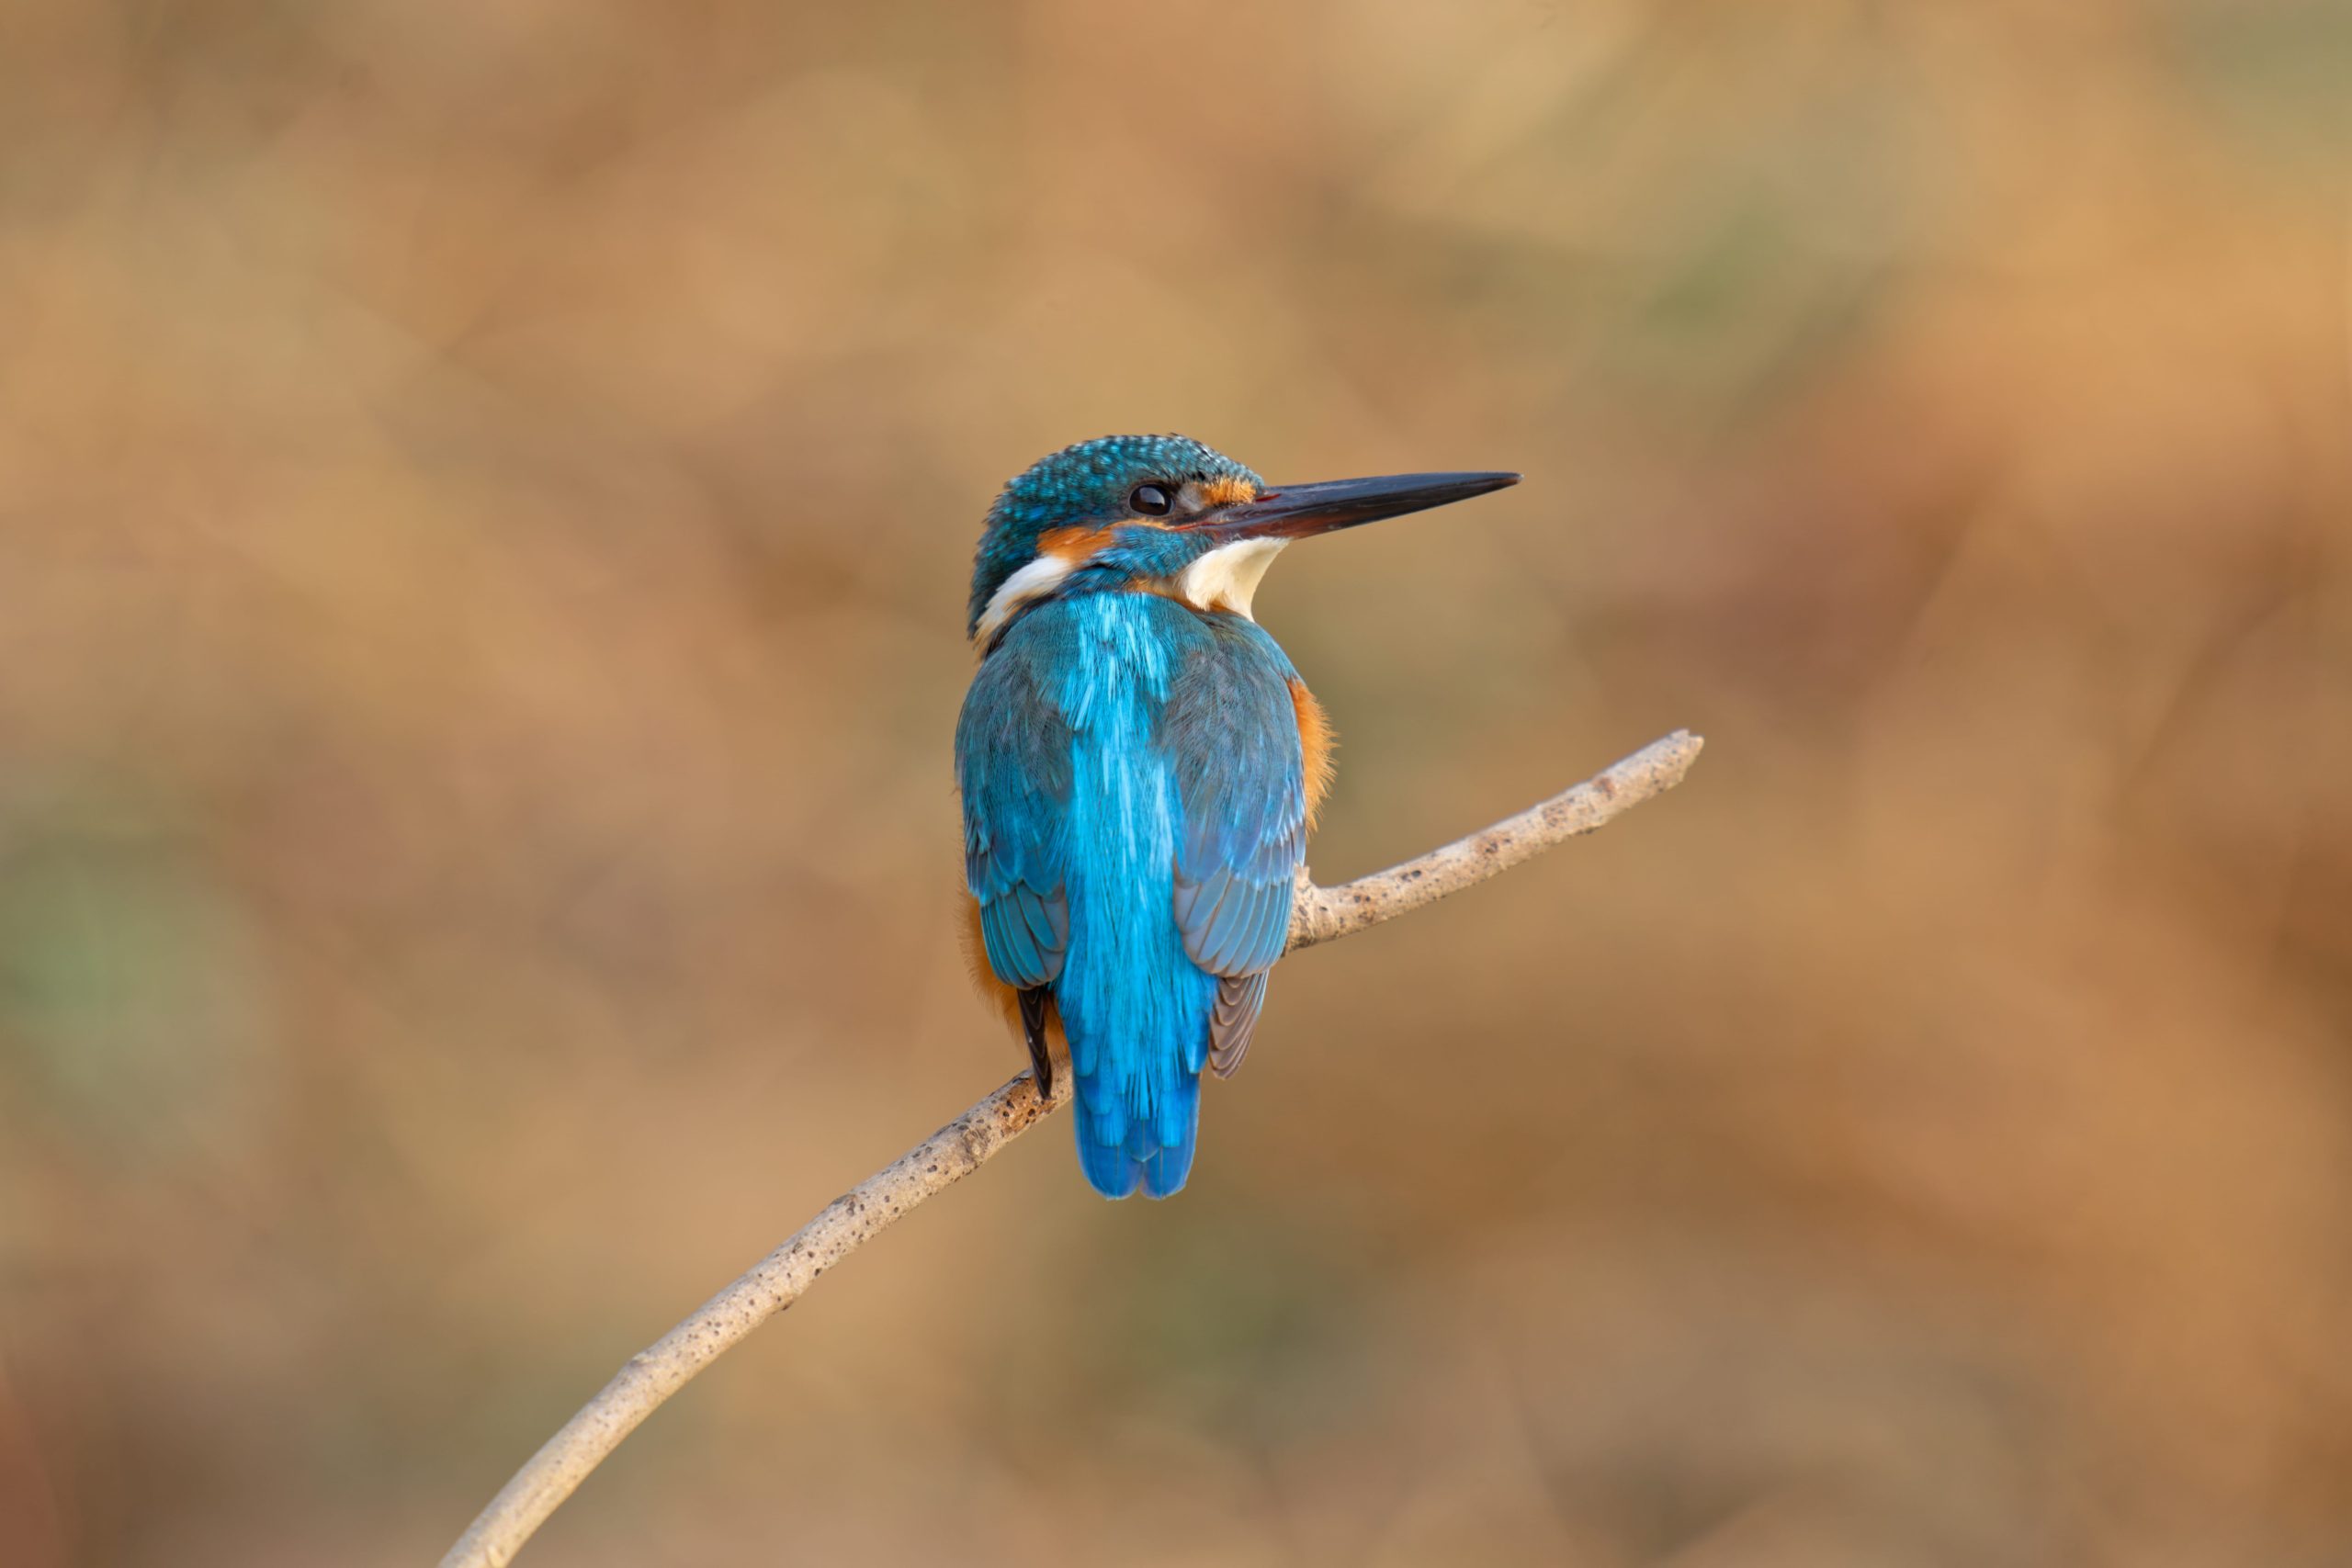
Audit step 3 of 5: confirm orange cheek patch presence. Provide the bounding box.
[1038,525,1114,561]
[1200,476,1260,508]
[1289,678,1336,827]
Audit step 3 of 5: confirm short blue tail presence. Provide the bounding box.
[1074,1069,1199,1198]
[1059,894,1216,1200]
[1057,723,1216,1200]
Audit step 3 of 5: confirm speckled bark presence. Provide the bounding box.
[441,728,1702,1568]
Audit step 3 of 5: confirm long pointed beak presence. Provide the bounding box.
[1211,470,1520,541]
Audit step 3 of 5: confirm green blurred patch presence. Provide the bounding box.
[2165,0,2352,166]
[1616,195,1885,408]
[0,812,272,1159]
[1049,1201,1388,1449]
[1347,44,1909,423]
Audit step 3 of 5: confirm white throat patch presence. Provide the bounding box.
[1179,537,1287,619]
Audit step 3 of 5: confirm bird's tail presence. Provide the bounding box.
[1073,1066,1199,1199]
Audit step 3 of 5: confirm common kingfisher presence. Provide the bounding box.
[956,435,1517,1199]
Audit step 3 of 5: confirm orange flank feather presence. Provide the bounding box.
[959,888,1068,1065]
[1290,677,1336,826]
[959,890,1020,1034]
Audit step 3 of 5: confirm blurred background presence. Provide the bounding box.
[1,1,2348,1562]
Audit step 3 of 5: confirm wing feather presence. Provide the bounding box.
[957,636,1073,992]
[1208,972,1267,1078]
[1158,618,1309,1078]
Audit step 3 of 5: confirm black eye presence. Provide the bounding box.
[1128,483,1172,516]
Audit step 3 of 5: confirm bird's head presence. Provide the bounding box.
[967,434,1517,648]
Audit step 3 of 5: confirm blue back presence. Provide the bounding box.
[957,592,1306,1197]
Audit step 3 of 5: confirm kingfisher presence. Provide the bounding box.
[956,435,1517,1199]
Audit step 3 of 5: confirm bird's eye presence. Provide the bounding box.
[1128,484,1172,516]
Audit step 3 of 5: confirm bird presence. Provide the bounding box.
[955,435,1517,1199]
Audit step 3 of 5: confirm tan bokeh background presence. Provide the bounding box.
[3,2,2349,1562]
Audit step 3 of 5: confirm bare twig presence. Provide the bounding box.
[1287,729,1704,947]
[440,729,1703,1568]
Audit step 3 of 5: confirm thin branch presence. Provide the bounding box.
[1287,729,1704,948]
[440,728,1703,1568]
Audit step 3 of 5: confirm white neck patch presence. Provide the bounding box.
[974,553,1075,644]
[1178,537,1286,619]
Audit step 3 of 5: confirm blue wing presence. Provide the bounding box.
[956,633,1071,993]
[1159,617,1307,1077]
